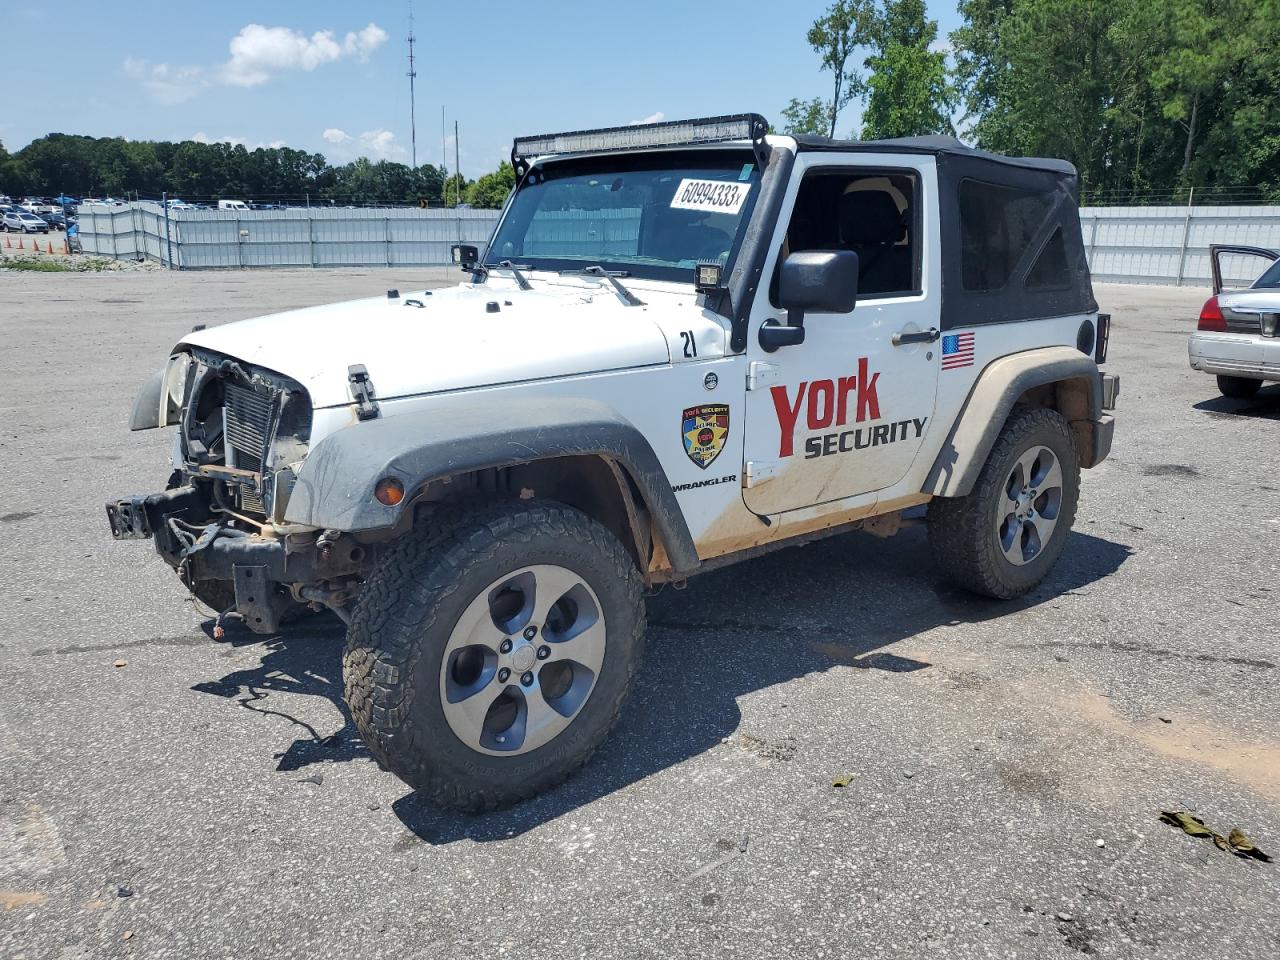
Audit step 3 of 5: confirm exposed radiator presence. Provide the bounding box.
[222,381,277,515]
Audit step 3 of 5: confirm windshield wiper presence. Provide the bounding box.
[482,260,533,291]
[558,265,644,306]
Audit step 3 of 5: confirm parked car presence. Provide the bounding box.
[111,113,1118,811]
[3,210,51,233]
[218,199,250,211]
[40,212,68,230]
[1190,244,1280,398]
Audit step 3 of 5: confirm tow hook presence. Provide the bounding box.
[298,583,353,625]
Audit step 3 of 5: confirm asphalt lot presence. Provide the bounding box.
[1,268,1277,959]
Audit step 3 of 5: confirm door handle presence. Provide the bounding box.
[892,327,940,346]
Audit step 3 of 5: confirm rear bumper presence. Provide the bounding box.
[1188,333,1280,382]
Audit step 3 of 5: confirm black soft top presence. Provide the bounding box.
[791,133,1077,176]
[794,133,1095,328]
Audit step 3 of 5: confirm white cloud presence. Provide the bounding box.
[221,23,387,87]
[125,21,387,102]
[321,127,406,161]
[124,58,207,104]
[193,132,247,147]
[193,132,288,150]
[628,111,665,126]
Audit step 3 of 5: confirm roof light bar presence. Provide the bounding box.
[511,113,770,177]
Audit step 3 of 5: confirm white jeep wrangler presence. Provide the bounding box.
[109,114,1118,810]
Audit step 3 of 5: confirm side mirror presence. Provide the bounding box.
[762,250,859,352]
[451,243,479,270]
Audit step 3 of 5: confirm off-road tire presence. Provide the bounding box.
[1217,375,1262,399]
[928,407,1080,599]
[344,500,646,812]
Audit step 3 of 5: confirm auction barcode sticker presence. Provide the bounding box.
[670,178,752,215]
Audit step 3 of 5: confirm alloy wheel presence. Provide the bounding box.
[439,564,606,756]
[996,444,1064,565]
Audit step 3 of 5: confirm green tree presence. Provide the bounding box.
[806,0,877,137]
[951,0,1013,131]
[952,0,1280,198]
[861,0,955,139]
[780,97,830,136]
[463,162,516,208]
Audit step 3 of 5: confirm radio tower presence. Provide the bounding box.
[406,2,418,168]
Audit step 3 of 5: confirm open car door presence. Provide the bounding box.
[1210,244,1279,296]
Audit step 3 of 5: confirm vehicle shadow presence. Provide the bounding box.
[388,525,1133,844]
[190,615,370,773]
[189,524,1131,840]
[1193,384,1280,420]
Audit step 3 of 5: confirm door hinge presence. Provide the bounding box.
[746,360,780,391]
[744,460,781,487]
[347,364,380,421]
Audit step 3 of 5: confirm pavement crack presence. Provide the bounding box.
[31,634,209,656]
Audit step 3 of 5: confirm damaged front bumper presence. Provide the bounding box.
[106,484,365,633]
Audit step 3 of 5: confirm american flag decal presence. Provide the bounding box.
[941,331,975,370]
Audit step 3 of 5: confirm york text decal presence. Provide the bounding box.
[670,178,752,215]
[770,357,881,458]
[770,357,928,461]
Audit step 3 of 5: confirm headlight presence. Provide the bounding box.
[159,354,194,426]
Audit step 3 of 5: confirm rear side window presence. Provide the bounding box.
[959,179,1059,291]
[1255,258,1280,288]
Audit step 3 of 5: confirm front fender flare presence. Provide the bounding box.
[129,369,165,431]
[284,396,700,574]
[923,347,1103,498]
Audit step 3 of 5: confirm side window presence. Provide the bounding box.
[771,169,920,305]
[959,179,1059,291]
[1025,226,1070,290]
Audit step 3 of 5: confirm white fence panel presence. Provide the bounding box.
[80,200,1280,287]
[1081,205,1280,286]
[79,201,501,269]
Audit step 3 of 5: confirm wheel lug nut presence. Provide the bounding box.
[498,667,510,683]
[536,645,550,660]
[523,626,537,640]
[499,639,513,654]
[520,671,534,687]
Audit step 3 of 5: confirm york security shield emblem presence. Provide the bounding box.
[682,404,729,469]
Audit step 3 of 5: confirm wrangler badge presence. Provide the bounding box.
[682,404,729,469]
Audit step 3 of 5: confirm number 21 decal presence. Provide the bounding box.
[679,330,698,358]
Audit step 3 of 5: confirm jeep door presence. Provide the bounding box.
[740,155,941,515]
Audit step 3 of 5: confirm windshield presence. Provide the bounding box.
[487,150,761,283]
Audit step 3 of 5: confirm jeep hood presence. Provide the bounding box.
[178,282,672,408]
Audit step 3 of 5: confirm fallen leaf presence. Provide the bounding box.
[1159,811,1211,837]
[1227,828,1272,862]
[831,774,853,788]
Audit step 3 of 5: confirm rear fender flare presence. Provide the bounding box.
[924,347,1102,497]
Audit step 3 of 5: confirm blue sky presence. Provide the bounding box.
[3,1,963,175]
